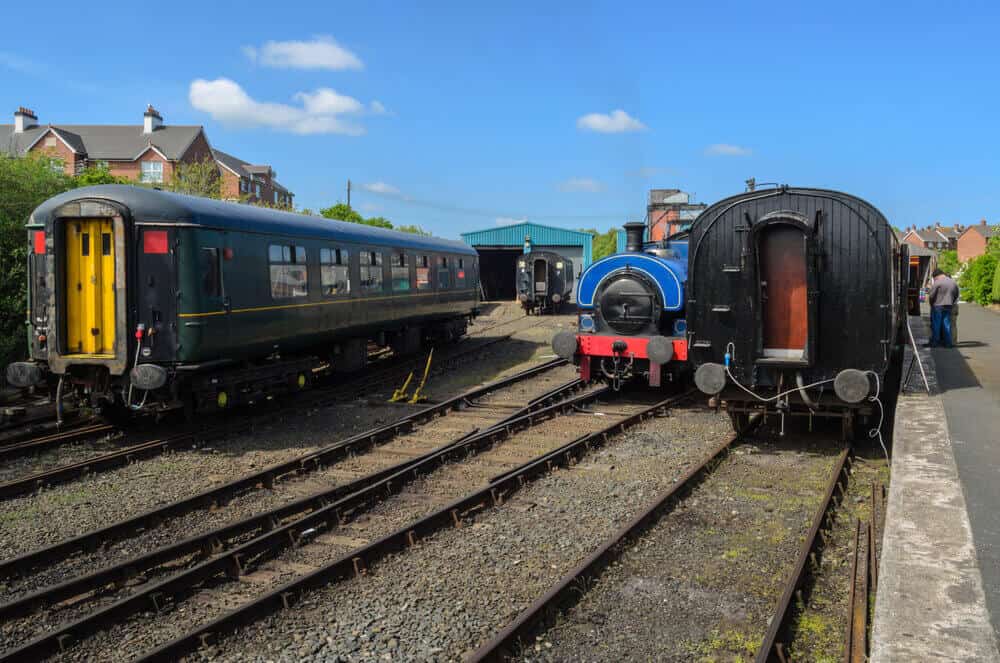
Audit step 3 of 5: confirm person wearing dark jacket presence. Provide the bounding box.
[926,269,960,348]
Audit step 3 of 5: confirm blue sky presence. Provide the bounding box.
[1,1,998,238]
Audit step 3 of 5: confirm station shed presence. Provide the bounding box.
[461,222,592,301]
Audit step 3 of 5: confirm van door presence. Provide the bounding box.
[759,225,808,359]
[65,218,116,355]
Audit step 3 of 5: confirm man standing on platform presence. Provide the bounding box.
[926,268,960,348]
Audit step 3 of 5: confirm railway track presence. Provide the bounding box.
[0,320,546,500]
[0,361,594,660]
[465,428,853,663]
[117,392,684,662]
[0,422,115,463]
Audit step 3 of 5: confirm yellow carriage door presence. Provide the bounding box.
[65,219,116,355]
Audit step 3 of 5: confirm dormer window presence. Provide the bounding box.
[140,161,163,183]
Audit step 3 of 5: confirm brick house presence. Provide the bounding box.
[957,220,997,262]
[214,149,293,207]
[1,106,293,205]
[901,224,954,251]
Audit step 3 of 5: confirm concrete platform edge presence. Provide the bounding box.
[871,317,999,662]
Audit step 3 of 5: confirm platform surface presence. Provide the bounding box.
[872,307,1000,662]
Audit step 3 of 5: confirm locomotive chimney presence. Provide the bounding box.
[624,222,645,252]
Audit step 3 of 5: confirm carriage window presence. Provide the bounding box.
[268,243,308,298]
[81,233,90,256]
[320,247,350,296]
[102,234,112,256]
[437,256,450,289]
[391,252,410,292]
[200,248,222,297]
[360,251,383,293]
[416,255,431,290]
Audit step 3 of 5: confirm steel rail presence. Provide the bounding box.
[0,378,591,623]
[0,358,566,581]
[133,392,687,663]
[0,423,116,462]
[755,447,851,663]
[0,423,250,501]
[469,421,732,661]
[0,382,604,661]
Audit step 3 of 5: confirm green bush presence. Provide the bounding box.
[959,254,997,306]
[0,155,74,367]
[936,249,959,276]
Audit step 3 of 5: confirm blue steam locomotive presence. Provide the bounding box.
[552,222,688,388]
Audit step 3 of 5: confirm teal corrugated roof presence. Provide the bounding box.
[461,221,593,267]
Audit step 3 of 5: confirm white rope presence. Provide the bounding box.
[723,342,836,403]
[866,370,889,460]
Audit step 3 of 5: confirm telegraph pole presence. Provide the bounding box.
[347,179,352,207]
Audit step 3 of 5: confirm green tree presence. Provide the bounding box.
[0,155,74,365]
[936,249,959,276]
[959,254,998,306]
[362,216,393,229]
[395,224,430,235]
[320,203,364,224]
[576,227,621,261]
[167,158,221,199]
[74,162,130,187]
[319,203,396,229]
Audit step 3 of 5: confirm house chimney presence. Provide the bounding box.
[14,107,37,133]
[624,222,646,252]
[982,218,988,226]
[143,105,163,134]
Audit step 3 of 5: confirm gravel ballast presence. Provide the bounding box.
[184,408,733,662]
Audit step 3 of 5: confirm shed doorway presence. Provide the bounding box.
[758,224,808,359]
[477,248,520,300]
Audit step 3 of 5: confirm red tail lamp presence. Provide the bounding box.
[33,230,45,254]
[143,230,168,254]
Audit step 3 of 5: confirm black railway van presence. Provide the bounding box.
[515,250,574,314]
[686,186,908,436]
[8,185,479,416]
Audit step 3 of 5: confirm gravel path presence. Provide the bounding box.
[518,429,845,662]
[0,363,580,649]
[176,408,735,662]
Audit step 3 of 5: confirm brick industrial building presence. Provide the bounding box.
[647,189,706,240]
[1,106,292,207]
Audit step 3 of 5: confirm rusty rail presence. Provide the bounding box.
[131,392,691,662]
[469,427,734,661]
[0,377,603,661]
[0,422,115,462]
[755,447,851,663]
[0,424,249,501]
[0,378,593,624]
[0,358,566,581]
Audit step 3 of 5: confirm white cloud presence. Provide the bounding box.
[705,143,752,157]
[576,109,646,134]
[362,181,401,195]
[557,177,605,193]
[189,78,366,135]
[244,36,363,71]
[294,89,364,115]
[496,216,528,225]
[370,100,389,115]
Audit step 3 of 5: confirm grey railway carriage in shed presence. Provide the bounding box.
[515,250,574,314]
[686,186,908,437]
[6,185,479,417]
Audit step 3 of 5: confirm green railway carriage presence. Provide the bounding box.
[7,185,480,416]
